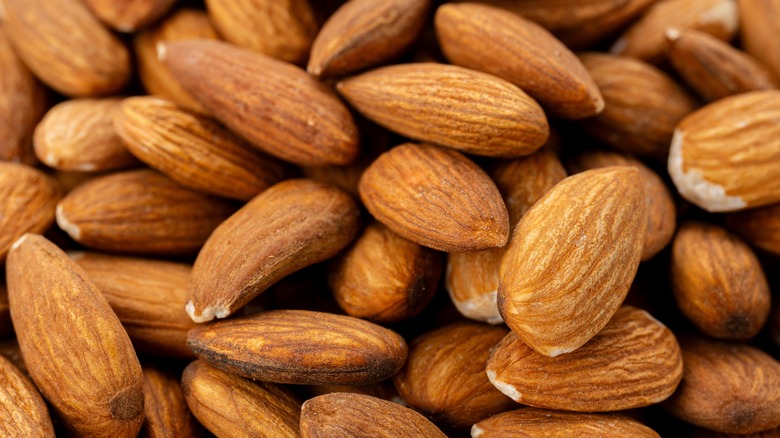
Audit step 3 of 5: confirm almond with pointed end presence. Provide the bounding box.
[301,393,447,438]
[83,0,176,32]
[727,203,780,255]
[499,167,646,357]
[188,310,407,385]
[0,355,54,437]
[740,0,780,82]
[141,365,203,438]
[669,90,780,212]
[161,40,359,166]
[359,143,509,252]
[182,360,300,438]
[7,234,144,437]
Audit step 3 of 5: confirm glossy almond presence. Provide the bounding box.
[188,310,407,385]
[487,306,683,411]
[7,234,144,437]
[0,355,54,437]
[740,0,780,82]
[161,40,359,166]
[338,63,549,157]
[727,202,780,255]
[359,143,509,252]
[141,365,203,438]
[83,0,176,32]
[499,167,646,357]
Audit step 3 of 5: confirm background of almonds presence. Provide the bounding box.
[1,0,780,436]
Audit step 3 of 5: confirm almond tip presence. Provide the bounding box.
[10,233,30,252]
[55,204,81,240]
[486,369,522,402]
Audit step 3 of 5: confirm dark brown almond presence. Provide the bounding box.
[0,354,54,437]
[141,365,203,438]
[740,0,780,82]
[83,0,177,32]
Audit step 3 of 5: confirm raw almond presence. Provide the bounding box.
[0,354,54,437]
[83,0,176,32]
[740,0,780,82]
[141,364,203,438]
[726,203,780,255]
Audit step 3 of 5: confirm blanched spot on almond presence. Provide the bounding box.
[156,42,167,61]
[10,233,30,252]
[186,301,229,323]
[487,370,522,402]
[699,0,739,33]
[56,204,82,240]
[665,28,682,41]
[546,346,575,358]
[471,425,485,438]
[451,290,503,325]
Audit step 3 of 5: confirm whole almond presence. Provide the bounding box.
[188,310,408,385]
[338,63,549,157]
[0,354,54,437]
[141,365,203,438]
[669,90,780,212]
[436,3,604,119]
[358,143,509,252]
[0,0,130,96]
[161,39,359,166]
[499,167,646,357]
[740,0,780,82]
[487,306,683,411]
[7,234,144,437]
[726,202,780,255]
[83,0,176,32]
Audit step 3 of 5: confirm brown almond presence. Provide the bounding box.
[727,203,780,255]
[358,143,509,252]
[499,167,646,357]
[436,3,603,119]
[7,234,144,436]
[339,63,549,157]
[740,0,780,82]
[487,306,683,411]
[304,381,404,405]
[187,310,408,385]
[141,364,203,438]
[83,0,176,32]
[0,354,54,437]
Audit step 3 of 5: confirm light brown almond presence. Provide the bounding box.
[141,364,203,438]
[0,354,54,437]
[83,0,177,32]
[740,0,780,82]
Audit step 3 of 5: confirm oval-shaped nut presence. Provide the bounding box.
[7,234,144,437]
[740,0,780,82]
[0,355,55,437]
[0,162,60,262]
[487,306,683,411]
[114,96,289,201]
[56,169,235,255]
[472,408,660,438]
[186,179,360,322]
[34,98,139,172]
[359,143,509,252]
[301,393,446,438]
[0,0,130,96]
[665,338,780,434]
[580,53,698,160]
[308,0,430,77]
[83,0,176,32]
[499,167,646,357]
[161,39,359,166]
[338,63,549,157]
[727,203,780,255]
[141,365,203,438]
[567,150,676,261]
[393,323,515,429]
[436,3,603,119]
[670,90,780,212]
[182,360,300,438]
[187,310,408,385]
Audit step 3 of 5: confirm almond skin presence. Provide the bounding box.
[187,310,408,385]
[487,306,683,411]
[83,0,177,32]
[7,234,144,437]
[498,167,646,357]
[141,365,203,438]
[338,63,549,157]
[740,0,780,82]
[726,203,780,255]
[0,354,55,437]
[436,3,604,119]
[161,39,359,166]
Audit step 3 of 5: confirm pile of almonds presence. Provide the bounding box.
[2,0,780,436]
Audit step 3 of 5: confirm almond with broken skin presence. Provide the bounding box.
[308,0,430,77]
[83,0,177,32]
[338,63,549,157]
[182,360,300,438]
[34,98,139,172]
[487,306,683,411]
[0,0,131,96]
[726,203,780,255]
[141,364,203,438]
[740,0,780,83]
[669,90,780,212]
[0,354,54,437]
[7,234,144,437]
[499,167,646,357]
[56,169,235,255]
[114,96,289,201]
[436,3,603,119]
[188,309,407,385]
[301,393,447,438]
[161,39,359,166]
[359,143,509,252]
[186,179,359,322]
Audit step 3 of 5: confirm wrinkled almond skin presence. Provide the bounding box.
[499,167,646,357]
[487,306,683,411]
[0,354,54,437]
[162,40,359,166]
[727,203,780,255]
[83,0,177,32]
[182,360,300,438]
[186,179,360,322]
[436,3,603,119]
[338,63,549,157]
[141,365,203,438]
[187,310,408,385]
[7,234,144,437]
[0,0,131,96]
[740,0,780,82]
[301,393,447,438]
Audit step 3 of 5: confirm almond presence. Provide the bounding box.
[726,203,780,255]
[7,234,144,436]
[161,39,359,166]
[141,364,203,438]
[304,381,404,406]
[486,306,683,411]
[669,90,780,212]
[498,167,646,357]
[359,143,509,252]
[83,0,176,32]
[0,354,54,437]
[188,310,407,385]
[740,0,780,82]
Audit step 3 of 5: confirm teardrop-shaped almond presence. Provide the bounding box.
[83,0,177,32]
[141,364,203,438]
[0,354,54,437]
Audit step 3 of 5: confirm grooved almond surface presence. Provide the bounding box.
[141,365,203,438]
[740,0,780,82]
[726,203,780,255]
[0,355,54,437]
[83,0,177,32]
